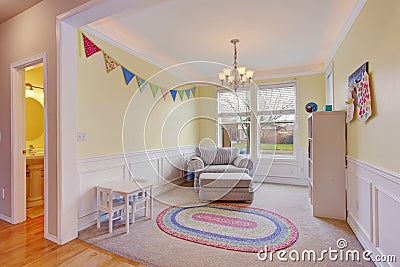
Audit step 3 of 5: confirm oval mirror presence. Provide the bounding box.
[26,97,44,141]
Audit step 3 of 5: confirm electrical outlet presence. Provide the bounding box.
[0,131,2,141]
[1,189,4,199]
[77,132,86,142]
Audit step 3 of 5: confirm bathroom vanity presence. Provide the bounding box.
[26,151,44,208]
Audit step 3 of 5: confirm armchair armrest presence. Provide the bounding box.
[232,155,253,171]
[188,156,205,172]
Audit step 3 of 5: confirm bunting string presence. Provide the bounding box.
[80,32,196,102]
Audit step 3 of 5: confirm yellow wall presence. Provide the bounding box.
[197,85,218,144]
[25,66,44,149]
[330,0,400,173]
[197,75,326,150]
[77,32,199,158]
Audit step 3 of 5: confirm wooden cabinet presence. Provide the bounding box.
[308,111,346,220]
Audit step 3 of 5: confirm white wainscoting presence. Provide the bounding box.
[346,157,400,267]
[77,146,197,231]
[253,147,308,186]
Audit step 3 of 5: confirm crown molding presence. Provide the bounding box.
[323,0,367,71]
[253,62,325,81]
[79,0,366,83]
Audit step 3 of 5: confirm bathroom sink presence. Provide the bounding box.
[26,151,44,165]
[26,157,44,165]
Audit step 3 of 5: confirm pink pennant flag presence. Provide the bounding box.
[103,52,120,73]
[82,34,101,58]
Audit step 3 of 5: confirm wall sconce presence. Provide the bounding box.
[25,83,44,98]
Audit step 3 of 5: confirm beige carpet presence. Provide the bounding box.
[79,183,374,267]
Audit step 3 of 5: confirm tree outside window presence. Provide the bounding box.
[217,82,296,157]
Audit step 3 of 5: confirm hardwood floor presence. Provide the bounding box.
[0,216,146,266]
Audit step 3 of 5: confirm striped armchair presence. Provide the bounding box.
[188,147,253,192]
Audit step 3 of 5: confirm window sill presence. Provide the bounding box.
[256,154,297,162]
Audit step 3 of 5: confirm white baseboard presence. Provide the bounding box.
[347,213,384,267]
[263,176,308,186]
[45,232,59,244]
[0,214,13,224]
[254,176,308,187]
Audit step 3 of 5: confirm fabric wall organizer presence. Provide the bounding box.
[346,62,372,123]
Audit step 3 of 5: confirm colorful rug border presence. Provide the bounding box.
[156,203,299,253]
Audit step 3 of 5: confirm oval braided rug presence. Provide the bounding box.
[156,203,298,252]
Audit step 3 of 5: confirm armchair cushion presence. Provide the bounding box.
[199,147,240,165]
[188,156,205,172]
[232,155,254,171]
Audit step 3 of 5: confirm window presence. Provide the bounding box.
[217,81,297,158]
[326,63,334,106]
[257,82,296,156]
[217,89,251,154]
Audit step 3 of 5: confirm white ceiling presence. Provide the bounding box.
[0,0,43,24]
[87,0,363,81]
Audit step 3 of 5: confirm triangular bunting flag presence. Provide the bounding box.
[82,34,101,58]
[103,52,120,73]
[160,87,168,100]
[170,90,178,102]
[121,66,135,85]
[150,83,160,98]
[178,90,185,101]
[136,77,147,92]
[185,89,191,99]
[191,88,196,97]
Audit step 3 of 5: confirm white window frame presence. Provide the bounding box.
[217,87,252,155]
[255,81,298,159]
[216,81,298,160]
[326,62,334,107]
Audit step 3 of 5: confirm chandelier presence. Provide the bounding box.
[218,39,254,90]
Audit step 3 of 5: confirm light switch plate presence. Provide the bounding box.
[77,132,86,142]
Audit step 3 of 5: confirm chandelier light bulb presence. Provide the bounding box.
[237,66,246,75]
[219,72,225,81]
[245,70,255,79]
[223,68,231,76]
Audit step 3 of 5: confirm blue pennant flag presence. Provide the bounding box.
[170,90,178,102]
[121,66,135,85]
[191,87,196,97]
[185,89,191,99]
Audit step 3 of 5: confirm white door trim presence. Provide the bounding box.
[10,53,48,230]
[55,0,145,244]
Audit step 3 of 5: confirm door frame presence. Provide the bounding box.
[10,53,48,229]
[55,0,146,244]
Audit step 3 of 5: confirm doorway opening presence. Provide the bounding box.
[25,65,45,220]
[11,53,48,234]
